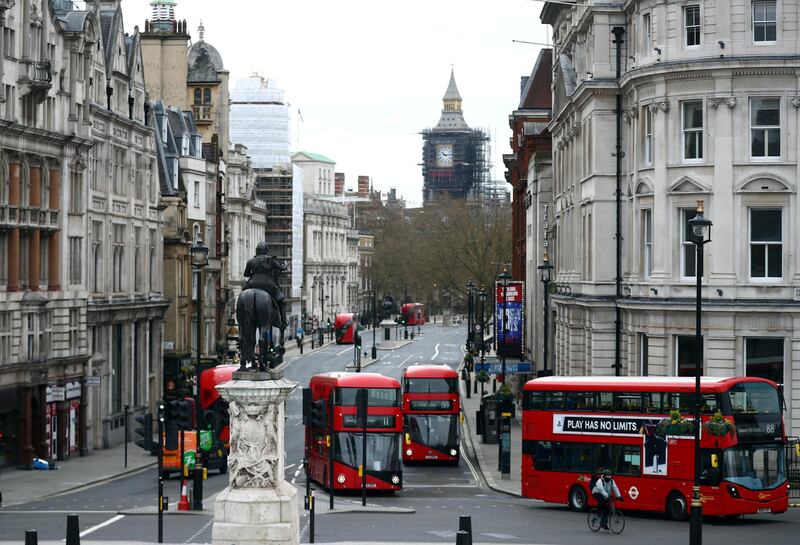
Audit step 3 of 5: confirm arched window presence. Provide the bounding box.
[203,88,211,104]
[0,158,7,205]
[194,88,202,105]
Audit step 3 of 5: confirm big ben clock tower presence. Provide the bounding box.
[421,68,489,205]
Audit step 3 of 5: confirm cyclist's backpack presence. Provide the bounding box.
[589,474,600,491]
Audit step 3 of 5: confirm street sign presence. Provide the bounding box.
[474,361,532,374]
[85,376,101,387]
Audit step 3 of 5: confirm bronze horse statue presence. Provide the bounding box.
[236,288,286,372]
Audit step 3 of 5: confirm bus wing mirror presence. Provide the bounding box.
[710,454,719,469]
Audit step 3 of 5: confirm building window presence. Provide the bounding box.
[0,312,11,364]
[39,236,48,288]
[134,227,142,293]
[112,323,123,413]
[90,144,102,191]
[68,236,82,285]
[750,209,782,279]
[753,1,777,42]
[746,337,783,385]
[112,224,125,292]
[643,106,653,164]
[750,97,780,158]
[149,228,157,292]
[69,171,82,213]
[19,232,29,290]
[194,88,202,105]
[676,335,702,377]
[194,180,200,207]
[0,231,7,287]
[203,88,211,104]
[684,5,701,47]
[640,334,649,376]
[69,309,80,357]
[641,209,653,279]
[92,221,102,292]
[682,101,703,160]
[134,153,144,200]
[643,13,652,54]
[112,146,126,196]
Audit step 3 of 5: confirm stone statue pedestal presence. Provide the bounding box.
[211,376,299,545]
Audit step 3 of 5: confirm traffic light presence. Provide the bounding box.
[175,399,193,430]
[354,333,362,351]
[355,388,368,429]
[134,413,153,452]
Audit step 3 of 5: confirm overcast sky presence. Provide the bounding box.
[120,0,550,207]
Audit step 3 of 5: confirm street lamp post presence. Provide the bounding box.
[371,287,377,359]
[478,287,487,366]
[498,268,512,383]
[687,200,712,545]
[465,280,475,352]
[190,239,208,512]
[537,252,553,376]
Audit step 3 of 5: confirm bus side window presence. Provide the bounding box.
[524,391,545,410]
[535,441,553,470]
[545,392,564,410]
[614,392,643,413]
[667,393,693,414]
[701,394,719,414]
[643,392,662,413]
[598,392,613,411]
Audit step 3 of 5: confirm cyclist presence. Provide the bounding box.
[592,469,623,530]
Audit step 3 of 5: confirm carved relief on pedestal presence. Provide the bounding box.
[228,400,279,489]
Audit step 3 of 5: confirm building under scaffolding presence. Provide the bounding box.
[421,69,490,204]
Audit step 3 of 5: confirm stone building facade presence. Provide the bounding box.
[0,0,166,466]
[540,0,800,435]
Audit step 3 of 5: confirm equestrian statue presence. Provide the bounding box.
[236,241,288,372]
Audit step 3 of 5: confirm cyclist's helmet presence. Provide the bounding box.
[602,469,612,479]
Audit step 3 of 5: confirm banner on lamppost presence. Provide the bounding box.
[494,280,524,359]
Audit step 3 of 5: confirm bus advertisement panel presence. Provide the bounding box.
[306,372,403,491]
[335,313,356,344]
[402,365,460,463]
[521,376,788,519]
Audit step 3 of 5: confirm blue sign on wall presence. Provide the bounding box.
[474,361,532,374]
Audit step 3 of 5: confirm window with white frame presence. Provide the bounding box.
[134,227,142,293]
[682,101,703,160]
[643,106,653,164]
[750,97,780,158]
[643,13,652,54]
[92,221,102,292]
[745,337,783,385]
[149,228,157,292]
[749,208,782,279]
[684,5,701,46]
[112,146,126,196]
[680,208,700,278]
[193,180,200,207]
[641,209,653,279]
[676,335,702,377]
[753,1,777,43]
[69,171,82,213]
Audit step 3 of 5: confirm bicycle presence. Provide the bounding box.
[588,498,625,534]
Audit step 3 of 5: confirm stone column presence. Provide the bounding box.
[48,168,61,290]
[212,373,299,545]
[7,162,20,291]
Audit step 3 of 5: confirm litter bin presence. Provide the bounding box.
[481,396,499,444]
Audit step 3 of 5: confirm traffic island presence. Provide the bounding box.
[211,370,299,545]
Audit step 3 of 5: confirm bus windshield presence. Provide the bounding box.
[727,382,780,414]
[723,443,785,491]
[405,378,457,394]
[406,414,458,448]
[336,387,399,407]
[335,432,401,472]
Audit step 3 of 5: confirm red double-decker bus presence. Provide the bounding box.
[306,372,403,491]
[402,365,460,463]
[522,376,788,519]
[334,313,356,344]
[401,303,426,326]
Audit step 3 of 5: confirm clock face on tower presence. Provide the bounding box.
[435,144,454,167]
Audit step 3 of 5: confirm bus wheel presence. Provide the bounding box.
[568,485,588,512]
[666,491,688,521]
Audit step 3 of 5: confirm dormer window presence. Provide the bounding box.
[194,88,202,105]
[203,88,211,104]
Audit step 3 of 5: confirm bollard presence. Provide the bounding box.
[25,530,38,545]
[458,514,472,539]
[455,530,470,545]
[66,513,80,545]
[309,487,315,543]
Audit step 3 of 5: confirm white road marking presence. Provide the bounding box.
[401,355,413,365]
[78,514,125,538]
[336,347,352,356]
[285,463,296,470]
[460,444,482,489]
[431,343,440,360]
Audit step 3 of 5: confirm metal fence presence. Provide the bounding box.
[787,436,799,500]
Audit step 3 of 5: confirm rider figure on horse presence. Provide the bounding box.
[243,241,288,330]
